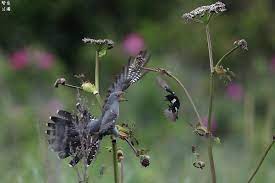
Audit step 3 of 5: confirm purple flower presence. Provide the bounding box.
[270,56,275,73]
[202,116,217,133]
[122,33,145,56]
[33,50,54,70]
[226,82,244,102]
[9,49,29,70]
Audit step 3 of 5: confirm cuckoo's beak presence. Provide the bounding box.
[118,91,128,102]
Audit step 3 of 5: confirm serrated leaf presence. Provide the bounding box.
[99,49,107,57]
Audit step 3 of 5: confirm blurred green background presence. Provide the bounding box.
[0,0,275,182]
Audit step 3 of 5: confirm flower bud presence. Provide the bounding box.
[117,150,124,162]
[54,78,66,88]
[140,155,150,167]
[81,82,98,95]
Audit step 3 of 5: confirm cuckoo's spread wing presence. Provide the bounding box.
[98,51,151,133]
[102,50,151,111]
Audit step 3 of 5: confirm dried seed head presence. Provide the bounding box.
[234,39,248,51]
[273,135,275,141]
[193,160,205,169]
[117,150,124,162]
[182,1,226,23]
[193,124,209,137]
[140,155,150,167]
[54,78,66,88]
[82,38,114,50]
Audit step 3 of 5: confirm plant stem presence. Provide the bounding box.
[94,51,117,183]
[124,138,139,156]
[112,138,119,183]
[64,84,83,90]
[207,72,216,183]
[206,24,214,73]
[215,45,239,68]
[119,160,124,183]
[247,140,275,183]
[142,67,202,125]
[95,50,103,108]
[206,24,216,183]
[95,50,99,91]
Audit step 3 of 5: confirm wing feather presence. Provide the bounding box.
[102,50,150,109]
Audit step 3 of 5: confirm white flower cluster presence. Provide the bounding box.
[82,38,114,50]
[182,1,226,23]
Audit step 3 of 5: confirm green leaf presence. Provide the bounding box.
[99,49,107,57]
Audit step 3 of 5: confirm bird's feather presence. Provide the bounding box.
[102,50,150,110]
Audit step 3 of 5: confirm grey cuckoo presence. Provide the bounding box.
[46,51,150,167]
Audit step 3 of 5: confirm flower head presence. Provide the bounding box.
[82,38,114,51]
[234,39,248,51]
[122,33,145,56]
[226,82,244,102]
[9,49,29,70]
[182,1,226,23]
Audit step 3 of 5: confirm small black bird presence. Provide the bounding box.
[156,77,180,121]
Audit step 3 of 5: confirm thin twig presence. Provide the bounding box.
[124,138,139,156]
[142,67,202,125]
[206,23,216,183]
[247,140,275,183]
[215,45,239,68]
[64,84,83,90]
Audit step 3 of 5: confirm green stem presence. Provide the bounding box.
[112,138,119,183]
[95,50,99,91]
[95,50,103,108]
[64,84,83,90]
[206,24,216,183]
[215,46,239,68]
[206,24,214,73]
[248,140,275,183]
[119,160,124,183]
[207,72,216,183]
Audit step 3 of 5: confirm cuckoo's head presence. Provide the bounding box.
[110,91,127,102]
